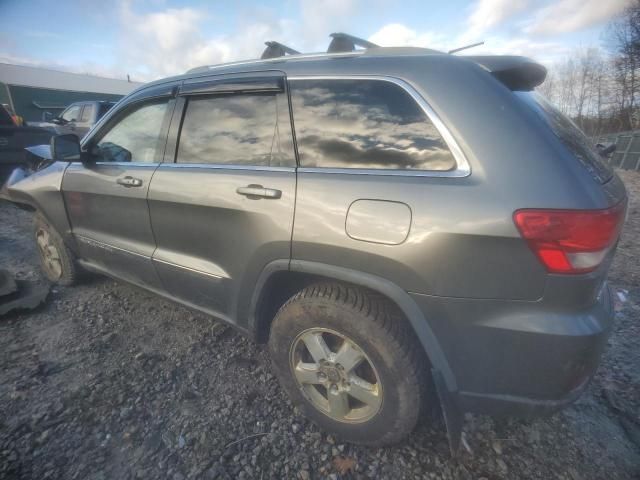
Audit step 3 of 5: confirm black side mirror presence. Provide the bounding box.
[596,143,616,158]
[51,134,82,162]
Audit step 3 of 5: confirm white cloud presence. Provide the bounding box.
[526,0,629,35]
[368,24,447,50]
[299,0,360,50]
[368,22,572,65]
[467,36,572,65]
[115,0,362,80]
[466,0,530,39]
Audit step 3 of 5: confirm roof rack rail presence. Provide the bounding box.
[261,41,300,59]
[327,33,378,53]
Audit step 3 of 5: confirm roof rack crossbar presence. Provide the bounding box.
[261,41,300,59]
[327,33,378,53]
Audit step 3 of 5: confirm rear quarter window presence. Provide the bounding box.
[289,79,457,171]
[515,91,613,183]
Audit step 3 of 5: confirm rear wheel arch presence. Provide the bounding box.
[249,259,457,392]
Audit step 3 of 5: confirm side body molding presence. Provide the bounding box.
[248,259,457,392]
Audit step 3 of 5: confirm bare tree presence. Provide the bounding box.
[608,0,640,131]
[538,1,640,136]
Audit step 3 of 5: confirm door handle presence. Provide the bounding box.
[116,176,143,187]
[236,185,282,199]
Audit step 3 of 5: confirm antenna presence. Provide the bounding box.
[448,41,484,54]
[327,33,378,53]
[261,41,300,59]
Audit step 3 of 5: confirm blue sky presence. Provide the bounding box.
[0,0,631,81]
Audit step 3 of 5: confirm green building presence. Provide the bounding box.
[0,63,143,122]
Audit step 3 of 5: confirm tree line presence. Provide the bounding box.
[538,0,639,137]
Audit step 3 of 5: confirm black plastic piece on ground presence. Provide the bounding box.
[0,279,50,316]
[0,269,18,297]
[432,368,463,457]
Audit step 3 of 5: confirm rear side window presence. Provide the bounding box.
[289,79,456,171]
[79,104,94,122]
[176,93,295,167]
[61,105,81,122]
[515,92,612,183]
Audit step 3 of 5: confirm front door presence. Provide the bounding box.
[62,93,175,290]
[147,74,297,324]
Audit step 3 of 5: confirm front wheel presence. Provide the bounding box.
[33,213,78,286]
[268,283,429,446]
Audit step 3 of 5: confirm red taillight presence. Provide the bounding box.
[513,202,625,274]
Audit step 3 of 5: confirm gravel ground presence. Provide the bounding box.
[1,170,639,480]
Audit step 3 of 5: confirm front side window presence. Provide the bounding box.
[79,104,94,123]
[94,100,169,163]
[290,79,457,171]
[61,105,81,122]
[176,93,295,167]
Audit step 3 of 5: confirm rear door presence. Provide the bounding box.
[62,86,176,289]
[147,72,296,323]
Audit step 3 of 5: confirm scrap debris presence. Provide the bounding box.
[0,269,49,316]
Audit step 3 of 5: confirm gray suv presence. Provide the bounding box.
[3,36,627,449]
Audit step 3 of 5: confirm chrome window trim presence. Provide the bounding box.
[157,163,295,173]
[68,161,159,168]
[287,75,471,178]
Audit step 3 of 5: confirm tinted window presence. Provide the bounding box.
[61,105,81,122]
[94,100,169,163]
[515,92,612,183]
[177,93,294,167]
[79,104,94,123]
[290,79,456,171]
[98,102,115,119]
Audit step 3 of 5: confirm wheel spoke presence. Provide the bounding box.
[301,332,331,363]
[36,234,48,250]
[334,340,364,373]
[348,375,381,408]
[327,389,350,418]
[294,362,321,385]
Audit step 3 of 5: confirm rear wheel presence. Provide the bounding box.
[33,213,78,286]
[268,282,428,446]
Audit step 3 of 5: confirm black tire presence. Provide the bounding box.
[268,282,429,446]
[33,213,78,286]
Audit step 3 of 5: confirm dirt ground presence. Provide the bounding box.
[1,170,639,480]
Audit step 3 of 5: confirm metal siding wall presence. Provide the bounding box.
[597,131,640,172]
[8,85,123,122]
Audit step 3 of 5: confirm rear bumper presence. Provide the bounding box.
[411,282,613,417]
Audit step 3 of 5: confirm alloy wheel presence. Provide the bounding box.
[35,228,62,280]
[289,328,383,423]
